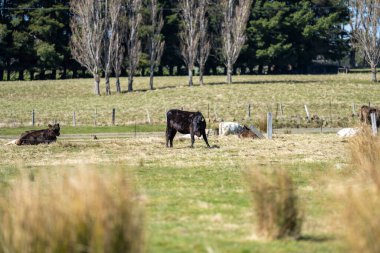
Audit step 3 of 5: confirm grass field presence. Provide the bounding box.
[0,74,378,252]
[0,133,348,253]
[0,74,379,128]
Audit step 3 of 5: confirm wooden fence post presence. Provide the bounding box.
[267,112,273,140]
[248,103,251,118]
[32,109,35,127]
[371,112,377,136]
[304,105,310,121]
[112,108,115,125]
[146,109,151,124]
[73,111,76,127]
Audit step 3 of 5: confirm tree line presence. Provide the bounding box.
[0,0,355,91]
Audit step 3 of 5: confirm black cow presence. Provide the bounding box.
[166,109,210,148]
[16,123,61,145]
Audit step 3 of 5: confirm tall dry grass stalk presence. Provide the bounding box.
[349,127,380,188]
[246,168,303,240]
[343,188,380,253]
[342,128,380,253]
[0,168,145,253]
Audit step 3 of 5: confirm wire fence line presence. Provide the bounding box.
[0,102,364,128]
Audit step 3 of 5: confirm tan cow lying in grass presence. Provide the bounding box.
[5,124,60,145]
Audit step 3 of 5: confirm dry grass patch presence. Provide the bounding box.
[348,127,380,187]
[342,187,380,253]
[0,168,145,253]
[340,127,380,253]
[246,168,303,240]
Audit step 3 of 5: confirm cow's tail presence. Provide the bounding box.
[4,139,20,145]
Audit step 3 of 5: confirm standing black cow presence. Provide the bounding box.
[166,109,210,148]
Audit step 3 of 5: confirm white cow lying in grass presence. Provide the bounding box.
[337,128,359,137]
[219,122,244,136]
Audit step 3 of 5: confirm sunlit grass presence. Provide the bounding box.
[0,74,378,127]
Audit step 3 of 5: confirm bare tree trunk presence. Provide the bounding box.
[149,65,155,90]
[188,68,193,86]
[115,74,121,93]
[105,73,111,95]
[199,65,204,85]
[94,74,101,96]
[227,60,232,84]
[128,73,133,92]
[371,65,377,82]
[350,49,356,68]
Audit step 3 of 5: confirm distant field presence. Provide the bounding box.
[0,74,379,129]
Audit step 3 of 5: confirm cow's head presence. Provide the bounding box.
[48,123,60,136]
[193,112,206,136]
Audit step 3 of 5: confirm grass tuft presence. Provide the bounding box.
[348,127,380,188]
[342,188,380,253]
[342,127,380,253]
[246,168,303,240]
[0,168,145,253]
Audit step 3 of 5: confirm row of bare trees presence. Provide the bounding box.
[70,0,164,95]
[178,0,252,86]
[70,0,253,95]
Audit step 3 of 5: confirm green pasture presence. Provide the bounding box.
[0,74,374,252]
[0,132,349,253]
[0,73,379,128]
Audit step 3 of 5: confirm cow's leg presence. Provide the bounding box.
[189,127,195,148]
[166,128,170,147]
[201,130,211,148]
[167,129,176,147]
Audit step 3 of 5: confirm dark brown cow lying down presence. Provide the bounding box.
[360,105,380,126]
[10,124,61,145]
[238,125,258,138]
[166,109,210,148]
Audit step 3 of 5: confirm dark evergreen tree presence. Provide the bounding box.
[246,0,349,74]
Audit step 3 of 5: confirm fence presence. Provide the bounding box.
[0,102,367,129]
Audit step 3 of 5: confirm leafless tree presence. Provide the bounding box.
[113,23,126,93]
[221,0,252,84]
[102,0,124,95]
[147,0,165,90]
[197,0,210,86]
[126,0,142,92]
[179,0,201,86]
[70,0,106,96]
[349,0,380,82]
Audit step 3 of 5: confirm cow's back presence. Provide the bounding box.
[167,109,195,134]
